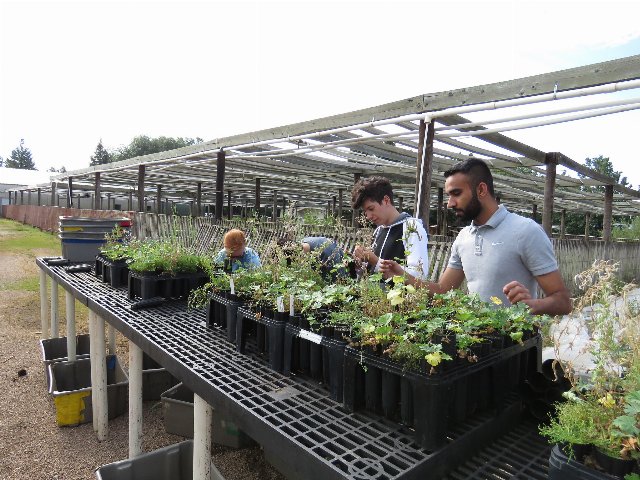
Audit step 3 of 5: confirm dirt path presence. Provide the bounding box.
[0,222,283,480]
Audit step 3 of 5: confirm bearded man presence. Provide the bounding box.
[380,158,571,316]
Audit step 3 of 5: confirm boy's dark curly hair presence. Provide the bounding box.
[351,176,394,209]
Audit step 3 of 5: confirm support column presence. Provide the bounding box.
[156,185,162,214]
[128,191,133,211]
[352,173,361,227]
[332,195,337,217]
[227,190,232,220]
[532,204,538,223]
[603,185,614,242]
[338,188,344,220]
[129,341,143,458]
[40,270,49,339]
[414,119,434,228]
[584,212,591,240]
[437,187,444,235]
[272,190,278,222]
[67,177,73,207]
[108,325,116,355]
[255,178,261,218]
[137,165,145,213]
[77,195,81,209]
[106,193,112,211]
[65,292,76,361]
[542,152,558,236]
[193,394,213,480]
[95,314,108,441]
[560,209,566,238]
[215,150,225,220]
[37,188,41,206]
[28,190,32,206]
[20,190,24,204]
[197,182,202,217]
[88,311,98,432]
[50,182,57,206]
[50,280,59,338]
[94,172,101,210]
[398,196,404,213]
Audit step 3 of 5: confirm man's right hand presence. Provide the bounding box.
[379,259,404,279]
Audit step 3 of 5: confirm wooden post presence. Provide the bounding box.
[77,194,81,209]
[137,165,145,213]
[27,189,32,206]
[128,191,133,211]
[338,188,344,221]
[20,190,24,204]
[352,173,362,226]
[398,196,404,213]
[37,188,41,206]
[197,182,202,217]
[156,185,162,214]
[415,119,434,228]
[584,212,591,240]
[227,190,232,220]
[50,182,57,206]
[332,195,337,217]
[532,204,538,223]
[106,193,112,211]
[67,177,73,207]
[560,209,566,238]
[255,178,261,218]
[437,187,444,235]
[94,172,101,210]
[215,150,225,220]
[603,184,614,242]
[542,152,558,237]
[272,190,278,222]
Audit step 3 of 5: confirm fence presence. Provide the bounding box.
[3,204,639,295]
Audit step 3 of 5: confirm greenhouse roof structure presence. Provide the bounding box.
[18,54,640,221]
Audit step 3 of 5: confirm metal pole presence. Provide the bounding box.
[156,185,162,214]
[65,292,76,361]
[129,341,143,458]
[193,394,213,480]
[338,188,344,220]
[40,270,49,339]
[50,182,57,206]
[67,177,73,207]
[50,280,59,338]
[197,182,202,217]
[37,188,41,206]
[532,204,538,223]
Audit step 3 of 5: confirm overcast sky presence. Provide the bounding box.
[1,0,640,187]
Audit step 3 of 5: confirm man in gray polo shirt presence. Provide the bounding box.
[380,158,571,316]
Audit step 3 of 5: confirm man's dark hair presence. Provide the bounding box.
[444,158,495,196]
[351,176,394,209]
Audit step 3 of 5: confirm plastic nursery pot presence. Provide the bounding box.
[593,446,637,477]
[288,314,301,327]
[558,442,592,463]
[332,324,350,342]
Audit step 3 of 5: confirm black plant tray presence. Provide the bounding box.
[343,335,542,451]
[236,306,287,373]
[127,270,208,300]
[283,322,347,402]
[95,255,129,288]
[206,292,245,344]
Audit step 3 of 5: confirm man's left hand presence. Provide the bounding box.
[503,281,532,306]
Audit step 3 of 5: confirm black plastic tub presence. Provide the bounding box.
[128,271,208,300]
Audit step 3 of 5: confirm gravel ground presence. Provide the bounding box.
[0,226,284,480]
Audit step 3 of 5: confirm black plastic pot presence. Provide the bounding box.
[594,447,637,477]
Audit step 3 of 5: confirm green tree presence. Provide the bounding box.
[90,139,111,166]
[5,139,36,170]
[581,155,629,192]
[108,135,203,162]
